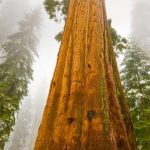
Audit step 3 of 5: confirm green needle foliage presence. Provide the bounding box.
[44,0,69,21]
[108,19,127,55]
[44,0,69,41]
[0,9,41,149]
[121,40,150,149]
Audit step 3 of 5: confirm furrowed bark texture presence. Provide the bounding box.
[34,0,137,149]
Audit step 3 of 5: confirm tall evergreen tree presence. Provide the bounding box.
[121,40,150,149]
[0,0,29,66]
[34,0,136,149]
[0,8,41,149]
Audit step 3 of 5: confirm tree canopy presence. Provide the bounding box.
[121,40,150,149]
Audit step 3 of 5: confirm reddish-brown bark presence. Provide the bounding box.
[34,0,137,149]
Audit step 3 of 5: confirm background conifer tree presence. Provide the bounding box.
[0,8,41,149]
[121,40,150,149]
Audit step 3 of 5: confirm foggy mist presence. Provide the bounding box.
[132,0,150,56]
[0,0,31,46]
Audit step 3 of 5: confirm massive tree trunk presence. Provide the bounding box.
[34,0,137,149]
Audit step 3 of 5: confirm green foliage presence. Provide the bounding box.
[121,40,150,149]
[44,0,69,21]
[0,9,40,149]
[55,31,63,42]
[44,0,69,42]
[0,94,15,149]
[108,19,127,55]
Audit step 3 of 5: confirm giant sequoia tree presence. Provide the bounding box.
[34,0,136,149]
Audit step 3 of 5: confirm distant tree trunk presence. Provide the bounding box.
[34,0,137,149]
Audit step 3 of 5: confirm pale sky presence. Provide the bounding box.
[106,0,134,37]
